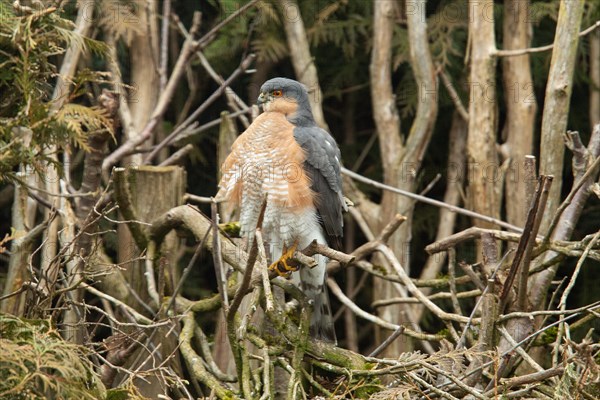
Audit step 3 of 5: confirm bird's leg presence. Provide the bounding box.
[268,240,301,279]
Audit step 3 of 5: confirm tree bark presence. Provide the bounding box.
[369,0,406,358]
[41,0,94,341]
[414,112,467,322]
[537,1,584,233]
[114,166,186,397]
[1,171,38,315]
[369,0,438,357]
[502,0,537,227]
[129,0,159,155]
[529,0,585,310]
[590,29,600,128]
[278,0,329,130]
[466,0,499,242]
[116,0,161,326]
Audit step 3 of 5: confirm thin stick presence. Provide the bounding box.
[544,154,600,242]
[174,14,250,128]
[498,327,544,373]
[447,248,463,316]
[559,230,600,309]
[372,289,481,306]
[554,230,600,367]
[196,0,260,49]
[144,53,256,163]
[377,244,472,324]
[159,0,172,93]
[456,249,514,349]
[159,144,194,166]
[173,107,252,145]
[255,229,274,312]
[500,176,553,309]
[495,20,600,57]
[227,201,266,321]
[343,167,523,232]
[166,228,211,314]
[368,326,405,357]
[102,12,203,176]
[327,277,442,341]
[438,67,469,121]
[185,194,212,203]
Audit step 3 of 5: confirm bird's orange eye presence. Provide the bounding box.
[272,90,283,97]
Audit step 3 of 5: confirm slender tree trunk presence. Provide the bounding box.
[370,0,438,356]
[590,29,600,128]
[414,112,467,322]
[502,0,537,227]
[1,171,38,315]
[467,0,499,235]
[530,0,584,310]
[537,1,584,234]
[278,0,329,130]
[117,0,160,309]
[370,0,406,358]
[129,0,159,150]
[43,0,94,341]
[343,93,358,352]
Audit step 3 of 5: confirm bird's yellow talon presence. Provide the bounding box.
[268,241,300,278]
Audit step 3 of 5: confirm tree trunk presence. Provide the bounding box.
[114,166,186,397]
[502,0,537,227]
[530,0,584,310]
[414,112,467,322]
[116,0,160,317]
[590,29,600,128]
[129,0,159,153]
[369,0,438,357]
[537,1,584,234]
[466,0,499,244]
[370,0,406,358]
[1,171,38,315]
[278,0,329,130]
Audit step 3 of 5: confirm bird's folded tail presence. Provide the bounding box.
[302,278,337,344]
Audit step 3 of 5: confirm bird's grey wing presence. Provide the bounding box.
[293,126,346,249]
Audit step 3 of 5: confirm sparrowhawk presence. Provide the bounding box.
[217,77,346,343]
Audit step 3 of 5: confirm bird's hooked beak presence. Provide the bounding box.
[257,92,268,106]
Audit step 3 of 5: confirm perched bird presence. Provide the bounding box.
[217,78,346,343]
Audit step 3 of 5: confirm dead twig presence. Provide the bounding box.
[500,175,552,310]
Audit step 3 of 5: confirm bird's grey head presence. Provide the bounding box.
[257,78,315,126]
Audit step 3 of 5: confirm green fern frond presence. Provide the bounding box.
[428,1,468,68]
[54,25,108,56]
[0,314,107,400]
[396,69,417,119]
[97,0,144,45]
[255,0,280,24]
[313,0,347,27]
[309,16,369,59]
[0,1,17,35]
[55,103,114,150]
[252,34,288,63]
[391,25,410,70]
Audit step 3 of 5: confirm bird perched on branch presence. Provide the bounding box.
[217,77,346,343]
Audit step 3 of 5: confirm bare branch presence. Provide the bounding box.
[343,168,523,232]
[495,20,600,57]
